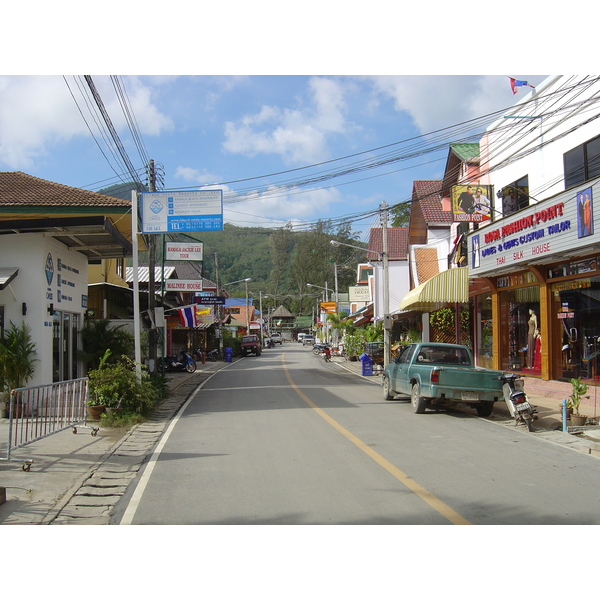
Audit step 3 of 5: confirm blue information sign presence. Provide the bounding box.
[140,190,223,233]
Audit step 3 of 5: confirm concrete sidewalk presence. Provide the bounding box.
[0,359,227,525]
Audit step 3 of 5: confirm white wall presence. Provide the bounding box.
[485,75,600,203]
[0,233,88,387]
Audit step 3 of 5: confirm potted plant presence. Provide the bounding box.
[0,321,38,418]
[568,377,589,426]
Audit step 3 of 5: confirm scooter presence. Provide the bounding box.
[160,351,197,373]
[498,373,537,431]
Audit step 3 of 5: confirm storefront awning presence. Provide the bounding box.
[399,267,469,312]
[0,267,18,290]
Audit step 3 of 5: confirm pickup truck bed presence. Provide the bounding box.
[382,342,505,416]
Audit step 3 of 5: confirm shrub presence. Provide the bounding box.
[87,351,168,415]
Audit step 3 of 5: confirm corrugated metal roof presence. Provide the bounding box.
[125,266,176,282]
[399,267,468,311]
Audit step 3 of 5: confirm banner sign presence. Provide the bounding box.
[468,181,600,277]
[165,279,203,292]
[452,184,492,223]
[320,302,337,313]
[349,285,371,302]
[194,295,226,305]
[166,243,203,261]
[140,190,223,233]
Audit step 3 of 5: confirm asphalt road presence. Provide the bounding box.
[113,344,600,525]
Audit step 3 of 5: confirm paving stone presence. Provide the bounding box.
[68,494,122,506]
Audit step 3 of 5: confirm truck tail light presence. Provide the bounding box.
[431,368,440,383]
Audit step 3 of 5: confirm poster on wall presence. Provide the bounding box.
[577,187,594,238]
[452,184,492,223]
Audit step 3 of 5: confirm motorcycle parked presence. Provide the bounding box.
[312,343,331,356]
[159,350,197,373]
[497,373,537,431]
[193,348,220,362]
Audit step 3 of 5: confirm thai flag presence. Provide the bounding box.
[178,306,195,327]
[509,77,535,94]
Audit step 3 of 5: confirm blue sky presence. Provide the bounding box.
[0,74,550,239]
[2,4,569,240]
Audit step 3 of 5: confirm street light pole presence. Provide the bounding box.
[330,237,390,368]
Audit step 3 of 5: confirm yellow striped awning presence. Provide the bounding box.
[399,267,469,312]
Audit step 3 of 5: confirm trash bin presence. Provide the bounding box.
[359,353,373,376]
[225,347,233,363]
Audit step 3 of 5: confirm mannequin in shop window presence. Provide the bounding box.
[527,309,538,369]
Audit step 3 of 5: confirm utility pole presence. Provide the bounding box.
[382,201,391,368]
[215,252,223,356]
[147,159,157,372]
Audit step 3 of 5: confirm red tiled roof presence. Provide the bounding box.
[367,227,408,260]
[0,172,131,208]
[412,180,452,224]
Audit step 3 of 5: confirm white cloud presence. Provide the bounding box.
[227,185,344,228]
[222,76,350,164]
[364,75,544,133]
[0,75,173,170]
[175,166,223,186]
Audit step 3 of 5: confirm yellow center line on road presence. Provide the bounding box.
[282,354,472,525]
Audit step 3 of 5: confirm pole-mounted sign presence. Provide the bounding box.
[140,190,223,233]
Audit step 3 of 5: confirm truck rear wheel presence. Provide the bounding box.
[476,401,494,417]
[411,382,427,414]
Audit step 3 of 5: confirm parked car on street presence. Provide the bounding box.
[270,332,283,345]
[240,335,262,357]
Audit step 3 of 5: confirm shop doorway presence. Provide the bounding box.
[553,276,600,382]
[52,311,80,382]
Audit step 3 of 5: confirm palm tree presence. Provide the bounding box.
[0,321,37,393]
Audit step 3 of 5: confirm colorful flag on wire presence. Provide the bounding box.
[178,306,196,327]
[509,77,535,94]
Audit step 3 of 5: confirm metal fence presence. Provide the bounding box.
[1,377,97,470]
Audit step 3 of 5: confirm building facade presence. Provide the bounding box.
[467,75,600,384]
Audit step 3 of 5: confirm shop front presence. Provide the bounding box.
[468,177,600,384]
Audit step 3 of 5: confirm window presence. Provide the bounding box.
[500,175,529,217]
[564,135,600,188]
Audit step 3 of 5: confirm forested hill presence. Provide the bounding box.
[101,184,367,314]
[136,223,366,315]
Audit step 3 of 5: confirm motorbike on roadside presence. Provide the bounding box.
[312,343,331,356]
[497,372,537,431]
[193,347,220,362]
[159,350,197,373]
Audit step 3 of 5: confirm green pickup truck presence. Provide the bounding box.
[382,342,506,416]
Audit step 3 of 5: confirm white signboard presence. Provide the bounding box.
[165,279,204,292]
[467,181,600,277]
[140,190,223,233]
[349,285,372,302]
[166,243,203,261]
